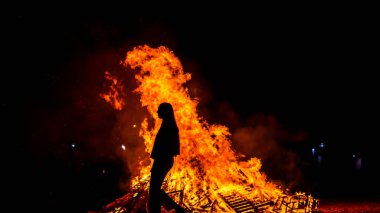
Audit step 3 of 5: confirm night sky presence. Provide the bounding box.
[6,6,379,212]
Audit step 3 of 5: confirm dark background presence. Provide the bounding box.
[5,5,379,212]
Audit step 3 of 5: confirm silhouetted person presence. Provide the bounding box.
[148,102,181,213]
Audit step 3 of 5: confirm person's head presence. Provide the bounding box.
[157,102,175,120]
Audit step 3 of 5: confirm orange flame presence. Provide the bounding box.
[100,71,126,110]
[121,45,291,211]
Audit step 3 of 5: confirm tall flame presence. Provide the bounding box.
[122,45,285,211]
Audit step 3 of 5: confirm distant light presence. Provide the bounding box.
[311,148,315,156]
[133,124,137,128]
[319,142,324,148]
[71,143,76,148]
[121,144,126,151]
[352,154,356,158]
[102,169,106,174]
[317,155,323,166]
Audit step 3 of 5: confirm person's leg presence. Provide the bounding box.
[149,161,161,213]
[160,189,186,213]
[149,159,174,213]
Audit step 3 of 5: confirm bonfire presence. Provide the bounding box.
[97,45,319,213]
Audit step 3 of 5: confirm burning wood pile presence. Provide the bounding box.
[97,176,319,212]
[96,45,320,213]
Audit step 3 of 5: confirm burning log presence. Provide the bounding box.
[98,178,149,213]
[272,193,319,213]
[220,191,258,212]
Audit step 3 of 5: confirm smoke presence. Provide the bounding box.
[230,113,309,190]
[108,90,151,188]
[187,81,310,190]
[179,56,311,191]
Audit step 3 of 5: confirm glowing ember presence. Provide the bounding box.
[101,45,317,212]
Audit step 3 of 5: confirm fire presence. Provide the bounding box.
[101,45,317,212]
[99,71,126,110]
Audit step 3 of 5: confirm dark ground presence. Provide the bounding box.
[318,199,380,213]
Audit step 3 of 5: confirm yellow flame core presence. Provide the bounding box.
[124,45,283,209]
